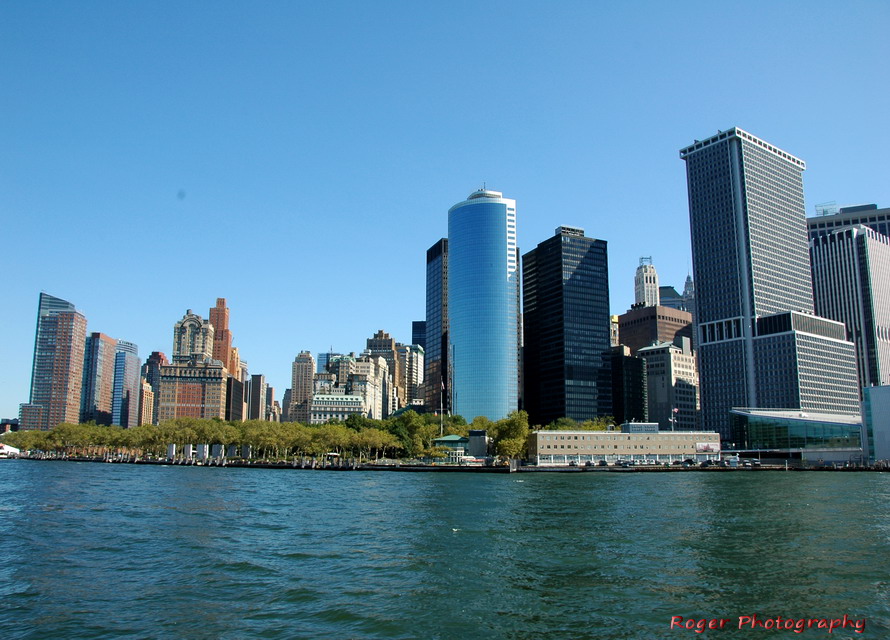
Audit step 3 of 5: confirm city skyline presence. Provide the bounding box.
[3,2,890,418]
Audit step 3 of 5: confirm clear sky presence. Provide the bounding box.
[3,1,889,419]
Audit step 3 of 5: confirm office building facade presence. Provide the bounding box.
[681,127,859,438]
[81,332,118,425]
[637,338,699,430]
[412,321,426,351]
[807,204,890,240]
[634,257,659,307]
[522,226,612,426]
[290,351,315,423]
[112,340,140,428]
[810,225,890,390]
[424,238,449,414]
[608,345,648,423]
[618,305,694,356]
[20,293,88,430]
[448,189,519,421]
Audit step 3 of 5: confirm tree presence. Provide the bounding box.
[494,411,530,459]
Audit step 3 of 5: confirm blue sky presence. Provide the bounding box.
[3,1,889,418]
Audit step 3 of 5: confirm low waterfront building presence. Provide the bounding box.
[728,408,864,465]
[860,386,890,463]
[528,429,721,465]
[433,434,470,463]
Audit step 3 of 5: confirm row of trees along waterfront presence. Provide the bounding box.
[2,411,614,461]
[1,411,611,461]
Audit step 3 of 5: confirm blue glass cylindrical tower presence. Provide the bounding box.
[448,189,519,421]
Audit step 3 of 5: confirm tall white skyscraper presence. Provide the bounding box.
[681,127,859,438]
[810,225,890,390]
[634,257,660,307]
[448,188,519,421]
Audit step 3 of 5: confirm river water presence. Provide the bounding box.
[0,461,887,639]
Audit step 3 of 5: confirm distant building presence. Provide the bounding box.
[637,338,699,430]
[81,332,118,425]
[523,226,612,426]
[156,358,228,422]
[659,285,684,310]
[138,381,154,426]
[425,238,449,414]
[412,321,426,351]
[448,189,519,421]
[225,376,244,422]
[281,388,292,422]
[353,355,389,419]
[618,305,693,356]
[610,315,619,347]
[141,351,169,425]
[367,330,404,413]
[807,203,890,240]
[397,344,425,403]
[112,340,141,428]
[634,257,659,307]
[209,298,237,375]
[608,345,647,423]
[290,352,315,423]
[156,311,228,422]
[316,351,340,374]
[810,225,890,390]
[172,310,214,363]
[248,374,267,420]
[20,293,88,430]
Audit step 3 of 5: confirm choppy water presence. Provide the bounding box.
[0,461,887,639]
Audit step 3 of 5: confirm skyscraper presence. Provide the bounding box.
[20,293,88,430]
[156,311,227,422]
[634,257,660,307]
[172,310,214,363]
[81,332,118,425]
[618,305,694,356]
[424,238,449,414]
[290,351,315,424]
[448,188,519,421]
[248,374,267,420]
[810,225,890,390]
[209,298,235,373]
[141,351,169,425]
[366,330,403,414]
[681,127,859,438]
[112,340,140,428]
[412,321,426,351]
[522,226,612,426]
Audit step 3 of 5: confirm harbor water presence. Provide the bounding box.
[0,461,887,639]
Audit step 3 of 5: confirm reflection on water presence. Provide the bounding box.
[0,462,887,639]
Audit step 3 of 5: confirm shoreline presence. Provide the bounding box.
[8,456,884,473]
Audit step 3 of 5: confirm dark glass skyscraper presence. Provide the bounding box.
[522,227,611,426]
[424,238,449,414]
